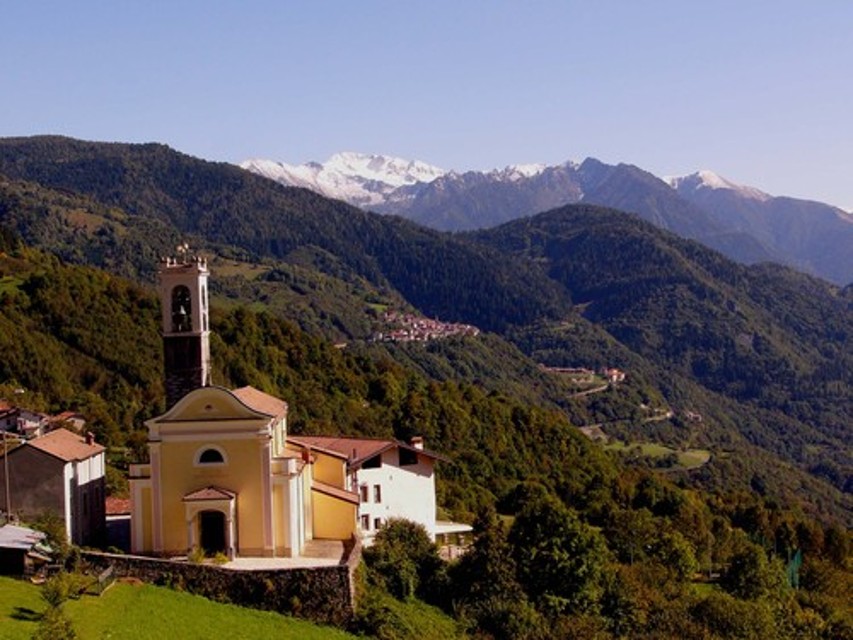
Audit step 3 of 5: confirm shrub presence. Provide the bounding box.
[363,518,442,601]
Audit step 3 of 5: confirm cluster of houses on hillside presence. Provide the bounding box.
[372,310,480,343]
[2,254,469,575]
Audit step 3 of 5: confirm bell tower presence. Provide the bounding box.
[158,246,211,408]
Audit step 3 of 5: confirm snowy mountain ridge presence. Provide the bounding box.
[240,151,852,285]
[241,152,446,208]
[243,152,780,210]
[666,170,771,202]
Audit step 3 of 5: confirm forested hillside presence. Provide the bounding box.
[2,233,851,639]
[476,207,851,499]
[0,136,570,332]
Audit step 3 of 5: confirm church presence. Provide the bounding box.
[129,253,445,559]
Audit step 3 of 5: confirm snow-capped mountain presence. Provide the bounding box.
[241,152,853,285]
[241,152,446,208]
[666,170,771,202]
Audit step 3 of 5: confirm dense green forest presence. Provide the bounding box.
[0,135,850,637]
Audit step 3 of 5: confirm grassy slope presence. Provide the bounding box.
[0,576,356,640]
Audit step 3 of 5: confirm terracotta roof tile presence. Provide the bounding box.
[289,435,390,463]
[289,435,444,466]
[231,386,288,418]
[105,496,131,515]
[25,428,104,462]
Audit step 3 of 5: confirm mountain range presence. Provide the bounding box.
[242,153,853,285]
[0,135,849,525]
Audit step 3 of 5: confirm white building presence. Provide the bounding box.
[288,435,468,546]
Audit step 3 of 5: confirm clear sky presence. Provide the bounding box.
[2,1,851,209]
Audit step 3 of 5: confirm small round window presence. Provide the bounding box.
[198,448,225,464]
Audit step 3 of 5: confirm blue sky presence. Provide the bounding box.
[2,1,852,208]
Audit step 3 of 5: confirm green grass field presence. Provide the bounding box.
[0,576,357,640]
[606,440,711,470]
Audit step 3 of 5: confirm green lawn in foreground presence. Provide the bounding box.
[0,575,43,640]
[0,576,356,640]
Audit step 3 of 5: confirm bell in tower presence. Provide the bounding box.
[158,245,211,408]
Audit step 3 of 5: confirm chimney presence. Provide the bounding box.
[410,436,424,450]
[85,431,95,445]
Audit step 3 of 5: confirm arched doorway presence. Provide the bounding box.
[183,486,236,559]
[199,510,226,554]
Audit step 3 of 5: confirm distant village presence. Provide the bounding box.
[372,310,480,343]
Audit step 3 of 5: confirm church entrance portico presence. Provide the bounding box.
[183,486,236,559]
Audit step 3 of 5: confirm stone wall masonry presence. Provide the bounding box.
[82,539,362,628]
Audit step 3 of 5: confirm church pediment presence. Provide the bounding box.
[146,386,274,437]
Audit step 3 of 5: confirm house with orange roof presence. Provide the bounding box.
[0,428,106,546]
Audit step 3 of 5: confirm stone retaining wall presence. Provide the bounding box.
[82,539,361,627]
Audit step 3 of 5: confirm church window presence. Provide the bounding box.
[195,446,227,466]
[199,449,224,464]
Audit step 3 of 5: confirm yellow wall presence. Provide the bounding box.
[312,451,346,487]
[312,491,356,540]
[158,438,266,555]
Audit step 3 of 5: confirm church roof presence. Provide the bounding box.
[232,386,288,419]
[24,428,104,462]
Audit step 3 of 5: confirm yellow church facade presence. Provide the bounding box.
[129,384,359,558]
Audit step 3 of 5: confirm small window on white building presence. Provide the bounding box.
[373,484,382,503]
[363,454,382,469]
[374,517,382,531]
[360,485,369,503]
[360,514,370,531]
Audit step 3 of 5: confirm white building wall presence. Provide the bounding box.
[62,462,74,542]
[356,449,436,544]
